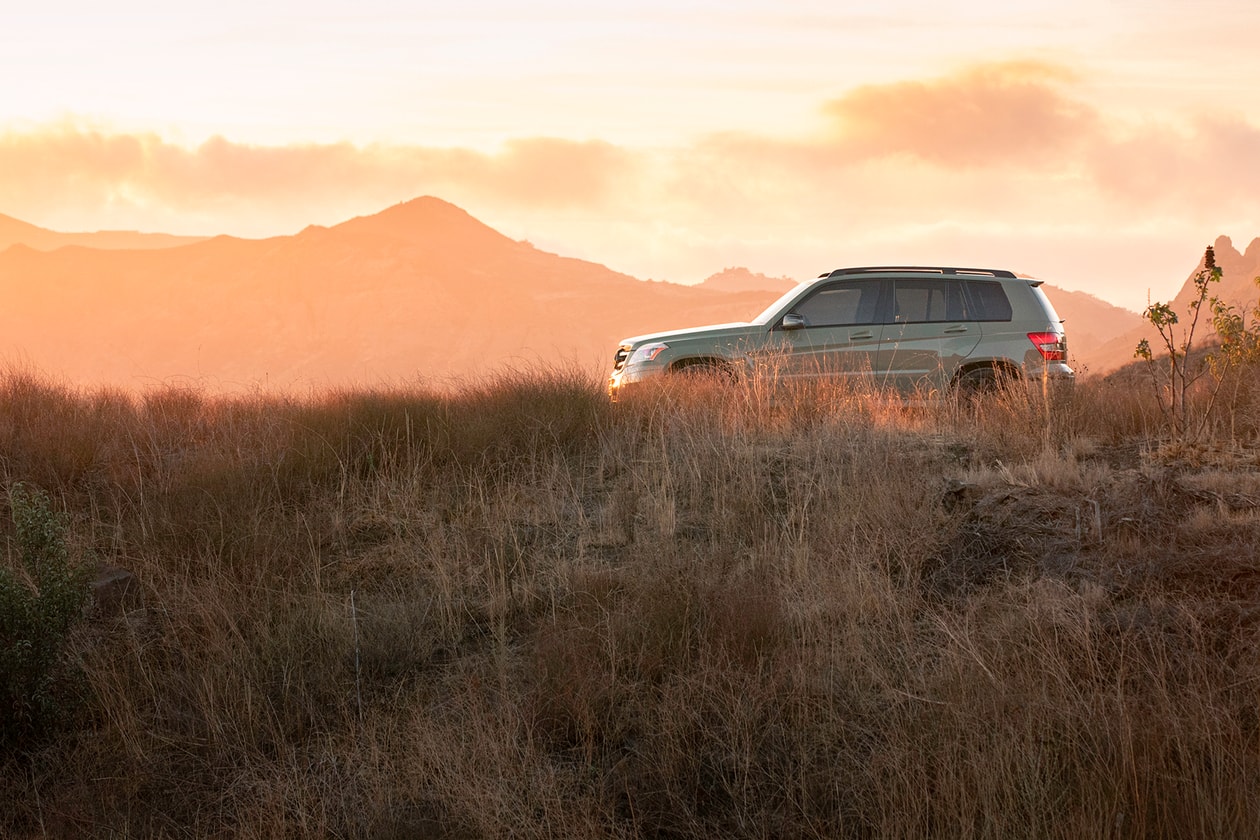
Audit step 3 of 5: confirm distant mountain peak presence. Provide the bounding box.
[383,195,469,219]
[330,195,516,252]
[699,267,797,294]
[1242,237,1260,263]
[1213,234,1242,262]
[369,196,496,231]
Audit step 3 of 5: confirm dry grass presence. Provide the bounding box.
[1,366,1259,838]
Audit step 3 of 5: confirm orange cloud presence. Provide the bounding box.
[821,61,1094,166]
[0,126,634,229]
[1084,114,1260,214]
[679,61,1259,222]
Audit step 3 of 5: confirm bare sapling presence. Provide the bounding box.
[1135,245,1221,439]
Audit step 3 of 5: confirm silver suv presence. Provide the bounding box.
[608,266,1073,397]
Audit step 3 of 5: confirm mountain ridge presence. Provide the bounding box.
[0,212,208,252]
[0,198,1202,390]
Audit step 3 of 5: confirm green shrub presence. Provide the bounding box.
[0,482,90,753]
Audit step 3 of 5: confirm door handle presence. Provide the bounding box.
[850,330,873,339]
[944,325,969,334]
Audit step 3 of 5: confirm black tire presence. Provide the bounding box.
[671,360,736,384]
[955,366,1003,398]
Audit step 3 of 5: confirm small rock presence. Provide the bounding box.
[90,564,143,618]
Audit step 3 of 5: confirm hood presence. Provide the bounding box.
[617,321,760,347]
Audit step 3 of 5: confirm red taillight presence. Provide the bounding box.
[1027,332,1067,362]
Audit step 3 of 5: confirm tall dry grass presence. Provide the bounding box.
[0,366,1258,838]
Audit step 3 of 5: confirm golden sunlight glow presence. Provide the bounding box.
[3,0,1259,387]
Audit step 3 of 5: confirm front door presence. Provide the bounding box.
[772,279,886,382]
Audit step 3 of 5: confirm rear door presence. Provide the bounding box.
[878,279,981,392]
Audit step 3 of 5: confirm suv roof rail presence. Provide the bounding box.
[821,266,1017,279]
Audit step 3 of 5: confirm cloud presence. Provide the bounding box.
[646,60,1102,220]
[2,60,1250,231]
[0,125,636,230]
[1084,113,1260,215]
[819,61,1095,167]
[676,62,1260,225]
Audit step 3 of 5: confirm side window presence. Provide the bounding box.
[790,280,881,327]
[892,280,947,324]
[893,280,957,323]
[966,281,1013,322]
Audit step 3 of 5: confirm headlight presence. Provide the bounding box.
[627,342,669,364]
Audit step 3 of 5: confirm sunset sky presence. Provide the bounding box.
[5,0,1259,310]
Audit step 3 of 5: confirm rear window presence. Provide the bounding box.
[965,281,1013,322]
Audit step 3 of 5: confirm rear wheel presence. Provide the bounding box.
[955,366,1009,398]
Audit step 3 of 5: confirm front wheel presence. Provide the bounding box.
[670,360,737,384]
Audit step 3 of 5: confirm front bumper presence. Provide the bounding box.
[607,363,660,400]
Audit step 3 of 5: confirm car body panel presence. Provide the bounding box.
[879,321,983,391]
[775,323,883,381]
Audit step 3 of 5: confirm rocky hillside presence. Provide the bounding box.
[1087,235,1260,373]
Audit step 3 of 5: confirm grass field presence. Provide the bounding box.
[2,366,1259,838]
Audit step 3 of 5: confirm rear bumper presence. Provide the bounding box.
[1031,364,1075,398]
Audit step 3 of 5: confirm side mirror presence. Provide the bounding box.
[781,313,805,331]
